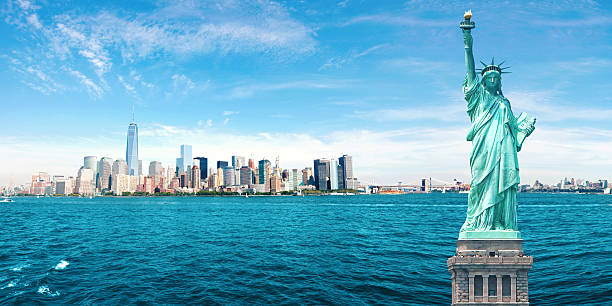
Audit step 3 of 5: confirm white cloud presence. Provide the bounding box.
[42,1,316,66]
[117,75,137,96]
[4,0,316,97]
[223,118,230,125]
[67,69,103,98]
[5,57,62,94]
[343,14,453,27]
[354,103,466,122]
[320,44,388,70]
[171,74,196,95]
[533,16,612,27]
[508,89,612,122]
[206,119,213,127]
[223,110,239,116]
[3,123,611,187]
[227,79,355,99]
[554,57,612,74]
[25,13,41,29]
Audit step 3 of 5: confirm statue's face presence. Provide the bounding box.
[484,73,500,91]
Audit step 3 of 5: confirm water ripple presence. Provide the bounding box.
[0,194,609,304]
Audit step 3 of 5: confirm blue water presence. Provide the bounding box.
[0,194,610,304]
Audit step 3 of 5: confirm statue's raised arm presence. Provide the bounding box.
[460,10,476,85]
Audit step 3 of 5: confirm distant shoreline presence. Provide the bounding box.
[7,191,610,198]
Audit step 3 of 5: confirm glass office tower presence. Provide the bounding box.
[126,122,139,176]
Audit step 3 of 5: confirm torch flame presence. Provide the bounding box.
[464,10,472,20]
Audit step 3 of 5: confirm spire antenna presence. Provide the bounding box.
[132,105,135,123]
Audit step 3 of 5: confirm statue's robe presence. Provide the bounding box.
[460,75,519,232]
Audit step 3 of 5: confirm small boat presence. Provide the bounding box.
[0,197,14,203]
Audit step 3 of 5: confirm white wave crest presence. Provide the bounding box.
[54,260,69,270]
[11,264,30,272]
[37,285,60,296]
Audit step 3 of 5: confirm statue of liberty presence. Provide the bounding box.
[459,11,535,237]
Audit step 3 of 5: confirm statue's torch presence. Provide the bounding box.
[460,10,475,30]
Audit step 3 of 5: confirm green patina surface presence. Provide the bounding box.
[459,230,521,240]
[458,14,535,239]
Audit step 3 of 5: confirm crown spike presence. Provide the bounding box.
[500,66,511,70]
[497,60,505,67]
[480,61,488,67]
[491,57,495,65]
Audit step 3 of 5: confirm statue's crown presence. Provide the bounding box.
[476,58,511,76]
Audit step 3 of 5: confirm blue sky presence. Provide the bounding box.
[1,0,612,186]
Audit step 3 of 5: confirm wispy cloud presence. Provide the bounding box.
[223,110,239,116]
[171,74,196,95]
[117,75,137,97]
[342,14,453,27]
[3,55,62,95]
[3,0,316,97]
[227,79,356,99]
[320,44,388,70]
[532,16,612,27]
[380,57,451,74]
[508,89,612,122]
[553,57,612,74]
[354,103,466,123]
[40,1,316,66]
[67,69,103,99]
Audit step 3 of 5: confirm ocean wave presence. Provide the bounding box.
[11,264,30,272]
[1,280,17,289]
[37,285,60,296]
[55,260,69,270]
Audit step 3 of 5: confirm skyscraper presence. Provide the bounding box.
[217,161,229,169]
[258,159,271,190]
[302,167,313,186]
[194,157,208,180]
[112,159,128,176]
[98,157,113,191]
[339,155,355,189]
[239,166,252,185]
[191,166,200,190]
[232,156,245,169]
[290,169,300,190]
[176,144,192,174]
[313,159,330,191]
[329,158,338,190]
[181,144,192,170]
[149,161,163,177]
[223,166,235,186]
[337,163,345,190]
[84,156,98,190]
[84,156,98,176]
[76,167,94,196]
[176,158,183,175]
[126,119,139,176]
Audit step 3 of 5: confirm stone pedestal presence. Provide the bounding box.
[447,238,533,305]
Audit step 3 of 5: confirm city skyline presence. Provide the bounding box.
[1,1,612,185]
[11,114,361,195]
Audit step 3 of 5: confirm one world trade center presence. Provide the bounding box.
[126,112,139,176]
